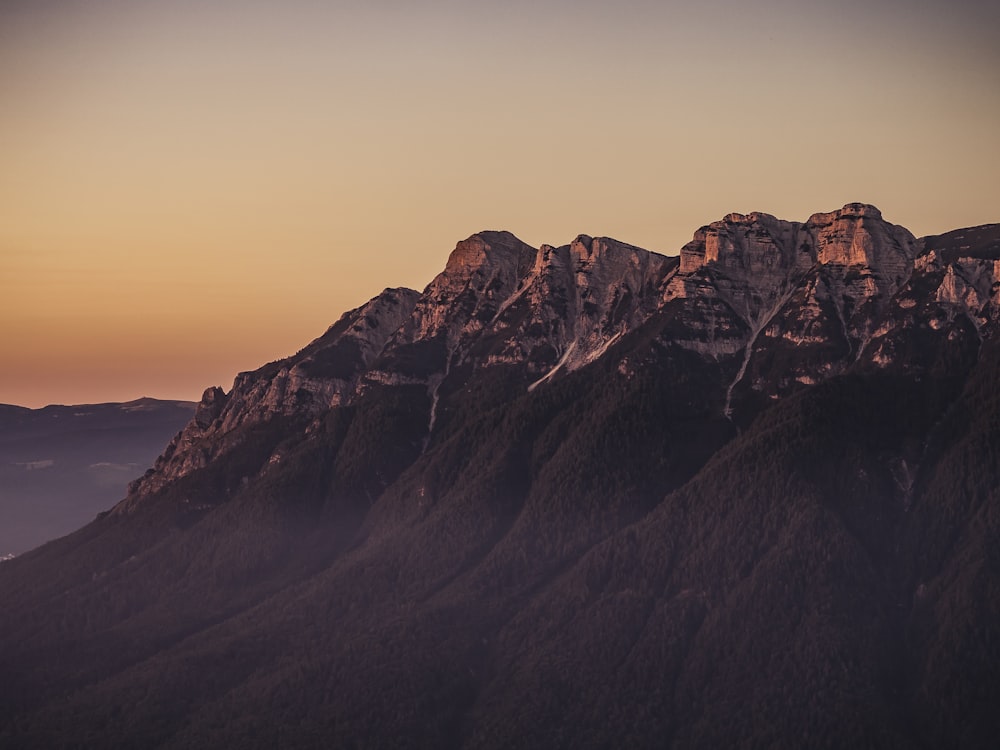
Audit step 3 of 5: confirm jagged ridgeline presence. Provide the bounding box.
[1,206,999,748]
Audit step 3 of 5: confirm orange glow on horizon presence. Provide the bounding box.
[2,0,998,407]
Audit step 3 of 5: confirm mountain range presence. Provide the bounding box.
[1,204,998,748]
[0,398,195,557]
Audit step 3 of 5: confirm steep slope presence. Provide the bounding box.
[1,209,998,748]
[120,287,422,505]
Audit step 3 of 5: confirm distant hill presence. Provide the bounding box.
[0,398,195,556]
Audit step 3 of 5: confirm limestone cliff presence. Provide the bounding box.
[118,206,1000,511]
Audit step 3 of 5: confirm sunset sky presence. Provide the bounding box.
[2,0,998,408]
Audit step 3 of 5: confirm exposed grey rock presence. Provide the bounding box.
[118,207,1000,509]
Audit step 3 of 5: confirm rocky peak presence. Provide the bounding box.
[668,211,810,337]
[571,234,594,253]
[479,235,673,389]
[118,207,999,511]
[441,231,534,277]
[677,204,913,274]
[193,387,228,429]
[809,202,883,222]
[216,286,421,423]
[670,203,919,300]
[877,223,1000,364]
[397,232,537,346]
[659,204,925,414]
[374,231,673,381]
[679,211,808,276]
[119,287,421,507]
[806,203,916,285]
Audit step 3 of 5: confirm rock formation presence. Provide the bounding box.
[120,205,1000,510]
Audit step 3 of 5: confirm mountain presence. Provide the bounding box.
[0,398,196,557]
[1,206,998,748]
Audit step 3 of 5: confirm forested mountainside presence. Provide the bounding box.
[1,206,998,748]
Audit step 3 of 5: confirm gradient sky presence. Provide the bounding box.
[2,0,998,408]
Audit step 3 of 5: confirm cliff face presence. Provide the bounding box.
[120,205,1000,510]
[661,203,925,408]
[120,231,676,509]
[122,287,421,504]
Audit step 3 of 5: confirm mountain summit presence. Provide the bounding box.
[2,206,999,748]
[122,204,989,511]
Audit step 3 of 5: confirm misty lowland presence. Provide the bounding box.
[2,204,999,748]
[0,399,195,558]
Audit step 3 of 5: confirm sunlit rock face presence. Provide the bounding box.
[395,231,537,345]
[659,203,927,406]
[860,224,1000,376]
[119,206,1000,510]
[120,287,421,506]
[484,234,676,388]
[368,231,674,385]
[118,229,675,509]
[668,204,919,344]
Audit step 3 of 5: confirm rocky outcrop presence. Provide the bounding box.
[487,234,675,388]
[667,204,919,345]
[860,224,1000,373]
[118,208,1000,510]
[119,230,676,509]
[120,288,421,507]
[368,232,673,384]
[660,204,926,411]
